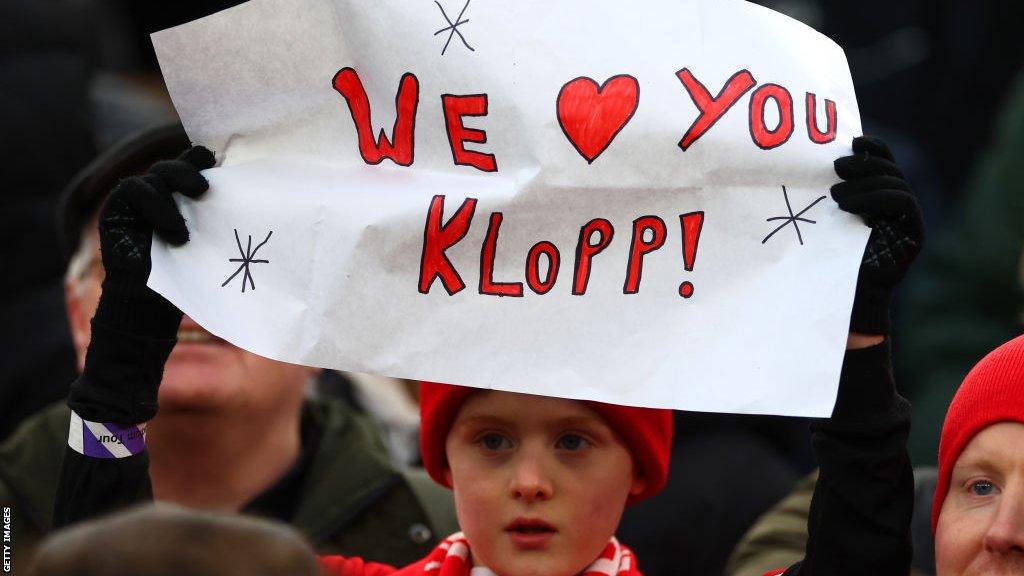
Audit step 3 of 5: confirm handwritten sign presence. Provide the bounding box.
[149,0,868,417]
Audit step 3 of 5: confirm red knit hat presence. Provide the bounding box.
[419,382,673,504]
[932,334,1024,533]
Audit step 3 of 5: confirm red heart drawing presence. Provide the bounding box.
[556,75,640,163]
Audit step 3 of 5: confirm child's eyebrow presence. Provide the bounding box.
[453,414,610,431]
[453,414,513,428]
[553,415,612,431]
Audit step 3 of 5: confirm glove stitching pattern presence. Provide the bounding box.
[862,220,920,270]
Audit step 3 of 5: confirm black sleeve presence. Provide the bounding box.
[783,340,913,576]
[52,449,154,528]
[52,321,174,528]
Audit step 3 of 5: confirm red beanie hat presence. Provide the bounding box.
[932,334,1024,534]
[419,382,673,504]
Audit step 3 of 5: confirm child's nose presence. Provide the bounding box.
[508,452,553,503]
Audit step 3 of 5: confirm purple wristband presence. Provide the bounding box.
[68,411,147,458]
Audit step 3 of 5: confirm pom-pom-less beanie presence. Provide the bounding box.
[932,334,1024,533]
[419,382,674,504]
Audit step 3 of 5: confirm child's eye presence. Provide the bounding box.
[970,480,996,497]
[479,433,512,451]
[555,433,589,451]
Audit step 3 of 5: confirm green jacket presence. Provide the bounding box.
[0,399,458,573]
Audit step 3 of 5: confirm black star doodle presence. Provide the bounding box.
[221,229,273,293]
[434,0,475,56]
[761,185,827,245]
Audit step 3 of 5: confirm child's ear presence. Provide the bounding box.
[443,464,454,487]
[629,470,648,497]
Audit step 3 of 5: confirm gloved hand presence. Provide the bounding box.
[70,146,215,424]
[94,146,216,338]
[832,136,924,335]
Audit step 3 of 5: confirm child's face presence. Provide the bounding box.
[444,391,646,576]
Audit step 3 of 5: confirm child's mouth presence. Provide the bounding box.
[505,518,556,550]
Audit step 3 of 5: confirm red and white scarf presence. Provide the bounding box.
[318,532,642,576]
[414,532,641,576]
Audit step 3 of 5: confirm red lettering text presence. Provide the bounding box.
[676,69,756,151]
[442,94,498,172]
[526,241,560,295]
[805,92,837,144]
[479,212,523,296]
[573,219,615,295]
[332,68,419,166]
[624,216,667,294]
[749,83,794,150]
[418,195,477,294]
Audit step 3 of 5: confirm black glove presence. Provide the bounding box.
[831,136,923,334]
[69,146,215,423]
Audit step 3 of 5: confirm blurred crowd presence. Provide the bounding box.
[2,1,1022,576]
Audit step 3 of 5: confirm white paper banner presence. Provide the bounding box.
[150,0,868,417]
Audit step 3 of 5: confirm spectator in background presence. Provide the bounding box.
[0,124,457,573]
[932,335,1024,575]
[25,503,320,576]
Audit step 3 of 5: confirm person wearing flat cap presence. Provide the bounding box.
[0,124,458,572]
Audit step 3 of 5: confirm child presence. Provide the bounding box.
[321,384,672,576]
[54,136,922,576]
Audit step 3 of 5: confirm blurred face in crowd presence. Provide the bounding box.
[444,391,645,576]
[935,422,1024,575]
[64,223,316,414]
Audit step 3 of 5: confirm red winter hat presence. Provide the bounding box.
[932,334,1024,534]
[419,382,674,504]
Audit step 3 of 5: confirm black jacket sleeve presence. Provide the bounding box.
[784,340,913,575]
[52,321,173,528]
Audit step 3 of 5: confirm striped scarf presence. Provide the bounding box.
[415,532,641,576]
